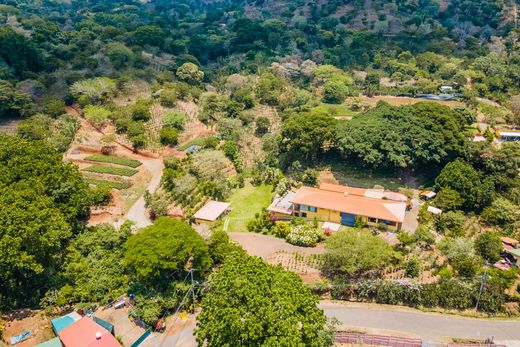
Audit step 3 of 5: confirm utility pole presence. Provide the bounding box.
[190,269,196,313]
[475,261,489,311]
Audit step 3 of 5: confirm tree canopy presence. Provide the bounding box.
[322,230,396,276]
[0,134,91,309]
[336,102,467,169]
[196,251,333,347]
[124,217,212,285]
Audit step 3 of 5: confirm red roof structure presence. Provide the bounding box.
[292,186,406,222]
[58,317,120,347]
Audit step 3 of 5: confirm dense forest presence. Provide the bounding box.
[1,0,520,345]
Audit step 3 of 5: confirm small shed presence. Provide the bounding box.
[496,130,520,142]
[193,200,231,224]
[427,206,442,215]
[420,191,436,200]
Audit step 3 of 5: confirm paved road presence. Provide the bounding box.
[321,301,520,345]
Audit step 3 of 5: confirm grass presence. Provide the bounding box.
[310,103,359,118]
[84,154,142,168]
[224,183,273,232]
[178,137,207,151]
[85,178,131,190]
[82,164,139,177]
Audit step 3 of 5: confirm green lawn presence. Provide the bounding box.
[310,103,358,118]
[324,162,407,191]
[224,183,273,232]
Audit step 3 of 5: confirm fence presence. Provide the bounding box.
[335,332,422,347]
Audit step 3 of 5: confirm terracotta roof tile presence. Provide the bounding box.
[292,186,406,222]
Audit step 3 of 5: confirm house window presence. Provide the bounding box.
[368,217,377,223]
[300,205,317,213]
[300,212,307,218]
[381,219,397,226]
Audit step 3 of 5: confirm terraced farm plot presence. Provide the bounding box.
[85,178,131,190]
[84,154,142,168]
[82,164,139,177]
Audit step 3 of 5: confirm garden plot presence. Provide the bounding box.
[82,164,139,177]
[84,154,142,168]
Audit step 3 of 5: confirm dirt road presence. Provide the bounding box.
[117,157,164,229]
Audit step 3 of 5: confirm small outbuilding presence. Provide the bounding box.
[496,129,520,142]
[193,200,231,224]
[427,206,442,215]
[58,317,120,347]
[420,191,436,200]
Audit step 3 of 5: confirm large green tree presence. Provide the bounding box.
[196,251,333,347]
[280,113,336,163]
[435,159,494,210]
[0,135,91,309]
[322,231,396,275]
[0,80,33,118]
[124,217,212,285]
[336,102,467,169]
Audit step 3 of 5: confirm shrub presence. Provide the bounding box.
[132,99,151,121]
[82,164,139,177]
[162,111,186,129]
[255,116,270,135]
[405,257,421,278]
[273,221,290,238]
[84,105,111,127]
[85,155,142,168]
[286,224,321,247]
[90,182,112,205]
[131,134,146,150]
[160,88,178,107]
[160,127,179,146]
[247,209,275,234]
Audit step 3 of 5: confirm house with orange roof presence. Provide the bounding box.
[268,183,407,231]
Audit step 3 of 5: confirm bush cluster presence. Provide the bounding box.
[330,278,506,313]
[286,224,322,247]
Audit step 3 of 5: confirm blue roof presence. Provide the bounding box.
[51,312,81,334]
[36,337,63,347]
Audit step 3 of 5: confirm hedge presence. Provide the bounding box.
[329,278,506,313]
[85,178,131,190]
[82,165,139,177]
[85,154,142,168]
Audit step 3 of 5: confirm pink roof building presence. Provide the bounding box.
[193,200,231,222]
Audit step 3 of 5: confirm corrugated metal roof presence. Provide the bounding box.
[58,317,120,347]
[193,200,230,221]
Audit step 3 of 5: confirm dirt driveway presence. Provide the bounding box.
[229,232,325,259]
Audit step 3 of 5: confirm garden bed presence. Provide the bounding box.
[84,154,142,168]
[85,178,132,190]
[82,164,139,177]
